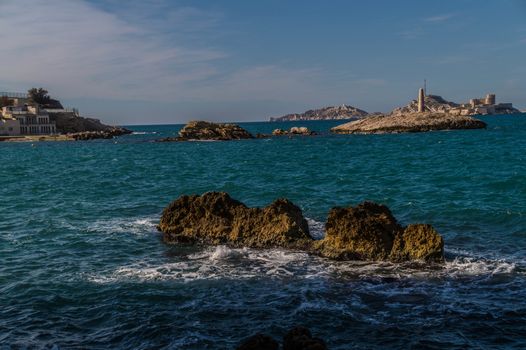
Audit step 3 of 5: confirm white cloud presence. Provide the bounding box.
[0,0,226,100]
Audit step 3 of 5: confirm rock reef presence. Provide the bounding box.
[158,192,444,263]
[157,121,254,142]
[331,112,486,134]
[272,126,317,136]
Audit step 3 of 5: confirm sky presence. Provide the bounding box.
[1,0,526,125]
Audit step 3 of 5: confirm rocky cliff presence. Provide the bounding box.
[270,105,369,121]
[49,112,131,138]
[391,95,459,115]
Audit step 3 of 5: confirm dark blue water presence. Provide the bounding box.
[1,116,525,349]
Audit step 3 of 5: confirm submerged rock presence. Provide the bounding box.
[236,334,279,350]
[158,193,444,263]
[331,112,486,134]
[236,327,326,350]
[283,327,327,350]
[158,192,312,249]
[316,202,444,262]
[157,121,254,141]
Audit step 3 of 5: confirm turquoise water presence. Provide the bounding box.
[1,116,525,349]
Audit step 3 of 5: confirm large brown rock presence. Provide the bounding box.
[158,192,312,249]
[158,121,254,141]
[316,202,402,260]
[316,202,444,262]
[389,224,444,262]
[158,193,445,263]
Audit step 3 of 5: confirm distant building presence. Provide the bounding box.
[1,103,56,135]
[449,93,518,116]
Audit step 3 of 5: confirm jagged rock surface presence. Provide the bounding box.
[270,105,368,121]
[158,192,312,249]
[315,202,444,262]
[158,193,445,263]
[331,112,486,134]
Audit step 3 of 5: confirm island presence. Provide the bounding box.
[156,120,254,142]
[331,88,488,134]
[270,104,369,121]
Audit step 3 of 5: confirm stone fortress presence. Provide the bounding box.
[392,85,520,116]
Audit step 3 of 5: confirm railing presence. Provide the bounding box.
[0,92,28,98]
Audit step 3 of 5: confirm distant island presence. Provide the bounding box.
[269,104,370,122]
[0,88,130,141]
[270,91,521,122]
[331,88,490,134]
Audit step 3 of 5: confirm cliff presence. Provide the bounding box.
[270,104,369,122]
[49,112,130,134]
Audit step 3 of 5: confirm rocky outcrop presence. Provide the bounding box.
[270,104,369,121]
[237,327,326,350]
[158,192,445,263]
[158,192,312,249]
[315,202,444,262]
[331,112,486,134]
[157,121,254,142]
[69,128,131,141]
[271,127,317,136]
[49,112,131,135]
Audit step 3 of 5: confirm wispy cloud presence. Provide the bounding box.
[0,0,228,100]
[423,13,457,23]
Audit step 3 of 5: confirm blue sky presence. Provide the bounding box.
[1,0,525,124]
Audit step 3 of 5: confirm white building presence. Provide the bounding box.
[1,105,56,135]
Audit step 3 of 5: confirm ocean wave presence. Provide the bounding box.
[87,245,525,285]
[131,131,157,135]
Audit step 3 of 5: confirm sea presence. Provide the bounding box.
[1,115,525,349]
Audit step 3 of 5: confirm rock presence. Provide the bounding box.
[269,127,316,137]
[158,192,312,249]
[331,112,486,134]
[270,104,368,121]
[389,224,444,262]
[69,127,131,141]
[315,202,444,262]
[289,126,313,135]
[316,202,402,261]
[158,193,445,263]
[49,111,132,135]
[170,120,254,141]
[272,128,287,136]
[236,334,279,350]
[283,327,327,350]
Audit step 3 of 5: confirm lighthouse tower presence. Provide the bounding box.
[417,88,425,113]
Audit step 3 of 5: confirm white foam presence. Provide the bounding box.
[131,131,157,135]
[87,216,158,235]
[87,244,525,284]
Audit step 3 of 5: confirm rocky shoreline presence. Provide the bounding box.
[158,192,444,263]
[331,112,487,134]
